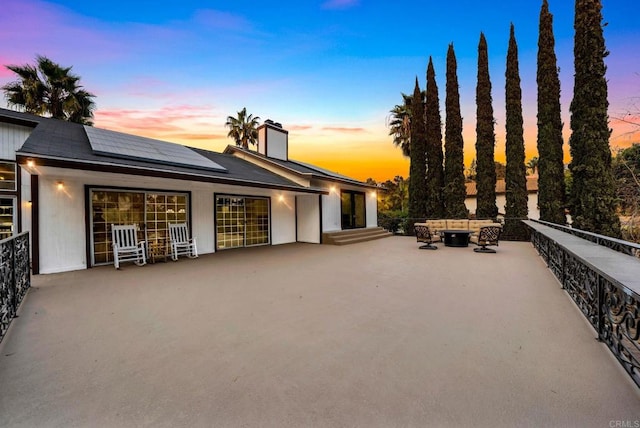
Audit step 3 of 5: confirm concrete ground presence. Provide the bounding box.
[0,237,639,427]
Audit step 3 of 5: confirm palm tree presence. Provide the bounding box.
[225,107,261,149]
[2,55,96,125]
[387,93,412,157]
[526,156,539,176]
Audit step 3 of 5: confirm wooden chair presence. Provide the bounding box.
[111,224,146,269]
[470,225,502,253]
[169,223,198,261]
[414,223,438,250]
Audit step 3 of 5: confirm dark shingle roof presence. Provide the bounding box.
[224,146,375,188]
[3,108,321,193]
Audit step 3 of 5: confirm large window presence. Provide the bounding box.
[0,197,15,239]
[90,189,189,265]
[0,162,16,191]
[216,195,269,250]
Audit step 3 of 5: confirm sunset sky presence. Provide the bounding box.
[1,0,638,182]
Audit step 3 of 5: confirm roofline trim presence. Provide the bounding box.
[16,153,328,195]
[0,114,40,128]
[224,145,377,189]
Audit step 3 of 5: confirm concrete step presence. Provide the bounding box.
[323,227,392,245]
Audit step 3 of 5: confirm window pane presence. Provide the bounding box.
[0,162,16,191]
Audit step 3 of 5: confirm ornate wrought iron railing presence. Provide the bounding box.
[531,219,640,257]
[526,221,640,387]
[0,232,31,343]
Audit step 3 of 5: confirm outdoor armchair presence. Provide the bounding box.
[111,224,146,269]
[470,225,502,253]
[169,223,198,261]
[414,223,439,250]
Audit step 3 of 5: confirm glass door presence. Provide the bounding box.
[341,191,366,229]
[90,190,189,265]
[216,196,245,250]
[216,196,270,250]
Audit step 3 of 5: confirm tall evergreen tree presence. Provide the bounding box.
[537,0,566,225]
[408,78,427,231]
[568,0,620,237]
[504,24,529,239]
[443,44,468,218]
[475,32,498,219]
[425,57,445,218]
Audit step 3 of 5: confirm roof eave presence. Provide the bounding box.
[16,153,327,195]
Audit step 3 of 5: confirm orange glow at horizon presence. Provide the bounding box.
[94,112,639,184]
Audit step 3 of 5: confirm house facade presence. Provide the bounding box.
[0,109,377,274]
[464,177,539,219]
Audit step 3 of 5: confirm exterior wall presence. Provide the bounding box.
[20,169,31,235]
[271,193,296,245]
[0,122,32,160]
[318,182,378,232]
[33,166,309,273]
[465,193,540,220]
[366,190,377,227]
[321,190,342,232]
[38,175,87,273]
[296,194,320,243]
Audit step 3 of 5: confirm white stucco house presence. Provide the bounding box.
[465,177,540,219]
[0,109,379,274]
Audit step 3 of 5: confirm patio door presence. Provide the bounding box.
[215,195,270,250]
[341,190,366,230]
[90,189,189,265]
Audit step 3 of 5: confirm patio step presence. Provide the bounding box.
[322,227,393,245]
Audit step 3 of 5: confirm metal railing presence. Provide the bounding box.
[531,219,640,257]
[0,232,31,343]
[526,223,640,387]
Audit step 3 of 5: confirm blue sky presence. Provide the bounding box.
[1,0,638,180]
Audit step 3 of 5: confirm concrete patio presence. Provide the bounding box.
[1,237,639,427]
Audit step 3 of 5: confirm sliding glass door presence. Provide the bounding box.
[216,195,269,250]
[341,190,366,229]
[90,189,189,265]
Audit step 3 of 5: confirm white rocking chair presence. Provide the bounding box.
[169,223,198,261]
[111,224,146,269]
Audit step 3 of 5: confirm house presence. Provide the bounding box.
[464,176,539,219]
[0,108,378,274]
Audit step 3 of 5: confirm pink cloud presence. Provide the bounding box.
[322,126,365,133]
[0,0,125,63]
[288,125,314,131]
[171,133,227,141]
[94,105,223,145]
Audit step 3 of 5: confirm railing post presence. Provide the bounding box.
[596,275,604,342]
[9,238,16,319]
[560,249,566,290]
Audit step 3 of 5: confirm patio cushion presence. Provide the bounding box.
[446,219,469,230]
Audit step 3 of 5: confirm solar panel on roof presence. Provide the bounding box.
[84,126,226,172]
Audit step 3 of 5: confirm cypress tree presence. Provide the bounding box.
[568,0,620,237]
[537,0,566,225]
[475,33,498,219]
[444,44,468,218]
[504,24,529,239]
[408,77,427,231]
[425,57,445,218]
